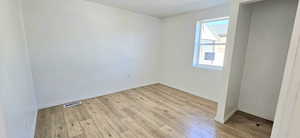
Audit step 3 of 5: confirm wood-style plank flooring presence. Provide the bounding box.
[35,84,273,138]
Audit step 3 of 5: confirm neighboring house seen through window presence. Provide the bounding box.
[193,17,229,70]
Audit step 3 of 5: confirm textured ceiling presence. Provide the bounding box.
[87,0,229,18]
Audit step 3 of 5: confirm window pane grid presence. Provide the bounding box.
[199,43,226,45]
[193,17,229,70]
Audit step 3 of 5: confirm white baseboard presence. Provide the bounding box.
[238,109,274,121]
[31,109,38,138]
[224,108,238,123]
[38,81,159,109]
[215,112,225,123]
[158,82,218,103]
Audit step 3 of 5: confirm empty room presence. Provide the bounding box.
[1,0,300,138]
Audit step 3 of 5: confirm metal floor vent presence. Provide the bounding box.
[64,101,82,108]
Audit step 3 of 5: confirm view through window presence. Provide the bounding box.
[193,18,229,70]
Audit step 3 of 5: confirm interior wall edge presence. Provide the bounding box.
[0,0,38,137]
[18,0,38,105]
[17,0,39,136]
[215,0,240,124]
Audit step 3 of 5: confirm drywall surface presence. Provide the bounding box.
[160,5,230,102]
[0,105,7,138]
[238,0,298,121]
[223,4,252,120]
[22,0,162,108]
[0,0,37,137]
[271,1,300,137]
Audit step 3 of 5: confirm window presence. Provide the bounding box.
[193,17,229,70]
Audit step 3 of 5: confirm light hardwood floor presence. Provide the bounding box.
[35,84,273,138]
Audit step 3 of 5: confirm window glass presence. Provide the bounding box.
[193,18,229,70]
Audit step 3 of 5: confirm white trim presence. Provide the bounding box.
[193,17,229,71]
[193,64,223,71]
[193,21,201,66]
[199,16,230,24]
[31,110,38,138]
[240,0,264,4]
[38,82,159,109]
[224,108,238,123]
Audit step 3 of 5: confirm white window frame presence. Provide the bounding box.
[193,17,229,71]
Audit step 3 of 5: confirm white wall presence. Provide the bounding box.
[0,0,37,137]
[0,104,7,138]
[160,5,230,102]
[22,0,162,109]
[271,1,300,137]
[239,0,298,121]
[222,3,253,121]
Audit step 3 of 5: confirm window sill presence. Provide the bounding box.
[193,64,223,71]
